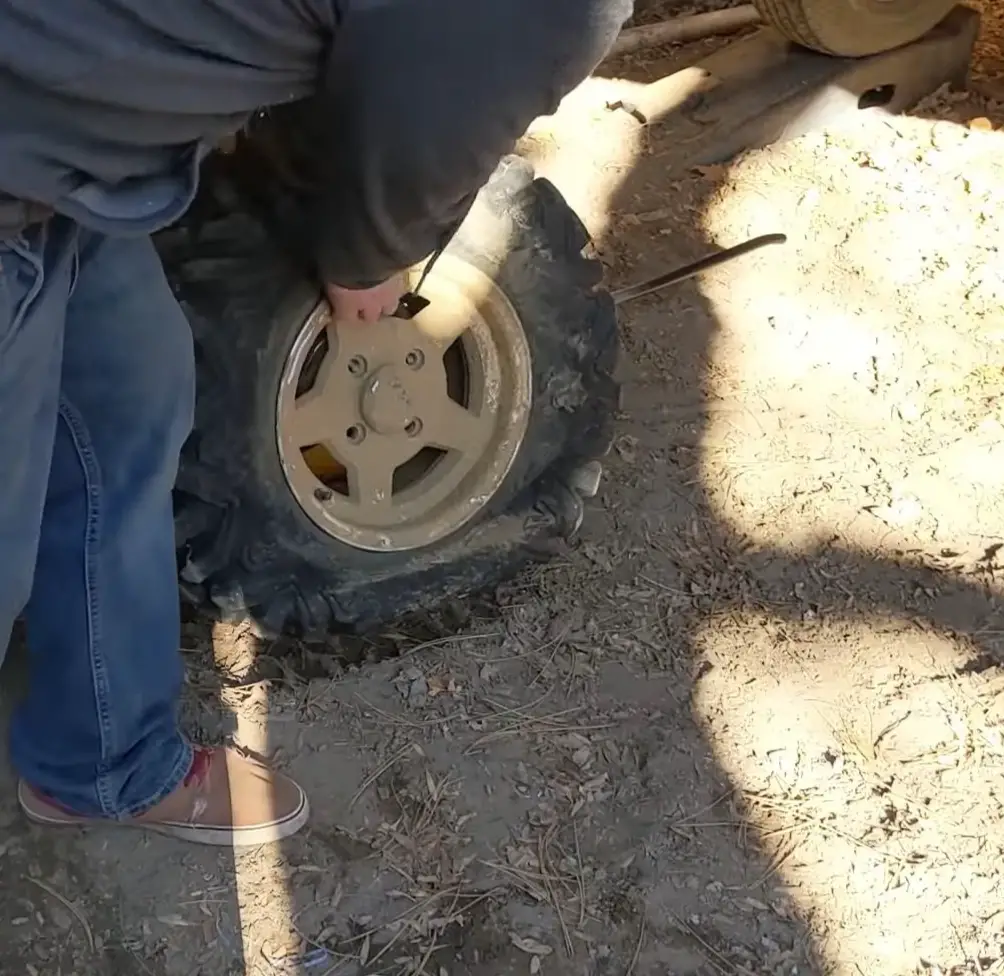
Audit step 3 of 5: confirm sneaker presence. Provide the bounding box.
[18,746,309,847]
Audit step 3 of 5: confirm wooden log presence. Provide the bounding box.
[607,6,762,59]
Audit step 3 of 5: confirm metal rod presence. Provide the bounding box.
[611,232,787,306]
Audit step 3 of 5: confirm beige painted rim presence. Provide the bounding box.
[276,255,533,553]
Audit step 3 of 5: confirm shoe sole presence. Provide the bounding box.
[17,781,310,848]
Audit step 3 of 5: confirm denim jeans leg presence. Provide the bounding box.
[0,228,71,667]
[11,230,195,818]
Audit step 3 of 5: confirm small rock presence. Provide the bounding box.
[394,667,428,708]
[614,434,638,464]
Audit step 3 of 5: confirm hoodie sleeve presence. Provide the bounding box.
[308,0,633,288]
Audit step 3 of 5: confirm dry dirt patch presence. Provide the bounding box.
[6,7,1004,976]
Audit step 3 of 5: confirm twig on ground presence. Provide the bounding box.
[748,832,806,889]
[402,632,502,658]
[350,743,417,809]
[669,788,737,828]
[528,627,571,689]
[342,888,462,948]
[573,818,587,929]
[745,791,909,863]
[540,827,574,957]
[355,694,464,730]
[465,716,615,755]
[482,861,549,903]
[672,913,751,976]
[25,876,95,953]
[479,698,577,723]
[625,913,646,976]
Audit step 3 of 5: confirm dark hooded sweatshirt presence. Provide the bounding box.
[0,0,633,288]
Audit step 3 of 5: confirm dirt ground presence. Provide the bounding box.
[8,4,1004,976]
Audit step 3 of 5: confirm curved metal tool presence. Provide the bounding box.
[611,232,787,306]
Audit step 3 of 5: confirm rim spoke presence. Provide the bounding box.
[413,304,475,349]
[288,389,337,449]
[420,394,493,455]
[343,454,397,512]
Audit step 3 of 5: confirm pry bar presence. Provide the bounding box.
[611,232,786,306]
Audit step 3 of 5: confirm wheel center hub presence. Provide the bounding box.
[359,364,416,435]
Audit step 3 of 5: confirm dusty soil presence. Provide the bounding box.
[5,4,1004,976]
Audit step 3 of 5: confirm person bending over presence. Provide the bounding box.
[0,0,632,846]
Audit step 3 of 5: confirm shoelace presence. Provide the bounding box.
[182,747,215,823]
[184,747,214,789]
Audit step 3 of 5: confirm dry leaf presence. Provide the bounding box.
[157,914,196,928]
[427,674,450,696]
[510,933,553,956]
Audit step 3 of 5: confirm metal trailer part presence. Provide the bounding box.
[611,5,979,170]
[406,8,978,322]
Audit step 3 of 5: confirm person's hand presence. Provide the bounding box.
[326,274,408,324]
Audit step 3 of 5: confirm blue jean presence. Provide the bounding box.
[0,219,194,817]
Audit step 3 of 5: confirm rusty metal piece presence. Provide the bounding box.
[607,66,721,125]
[276,255,532,553]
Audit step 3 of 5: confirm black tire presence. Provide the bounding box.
[158,156,619,636]
[753,0,955,57]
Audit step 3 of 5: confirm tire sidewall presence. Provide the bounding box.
[246,192,611,578]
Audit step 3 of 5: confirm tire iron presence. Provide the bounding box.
[611,232,786,306]
[393,218,464,320]
[396,230,786,318]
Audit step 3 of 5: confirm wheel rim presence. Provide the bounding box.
[276,255,533,552]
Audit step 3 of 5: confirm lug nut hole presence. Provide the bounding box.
[405,349,424,369]
[347,356,367,376]
[346,424,366,444]
[405,419,422,438]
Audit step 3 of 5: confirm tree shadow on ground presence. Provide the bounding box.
[5,19,1004,976]
[252,36,1004,975]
